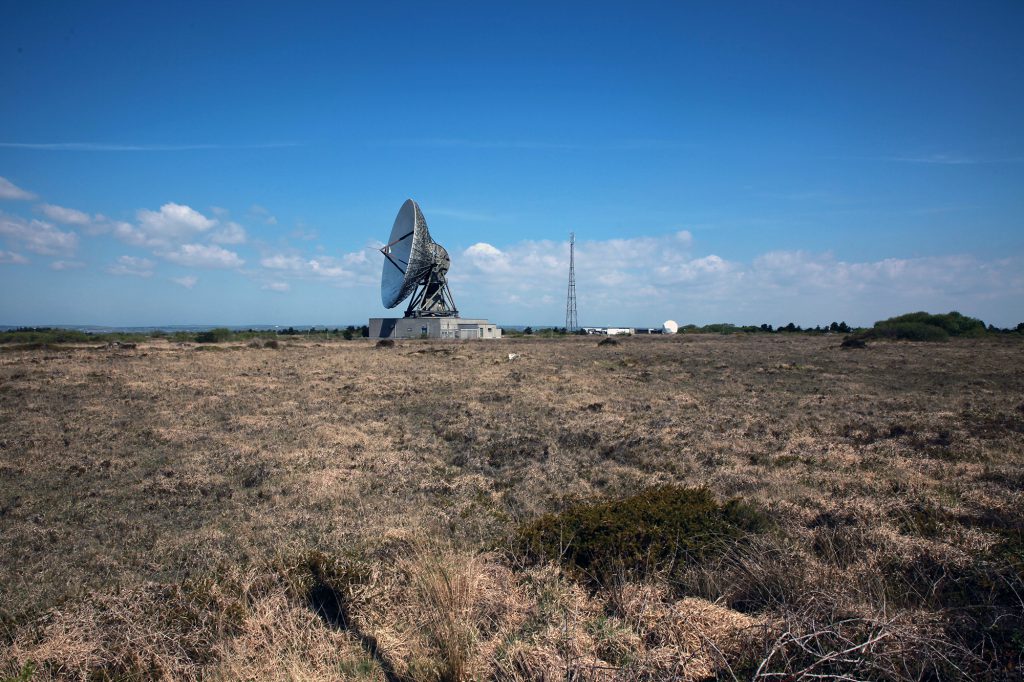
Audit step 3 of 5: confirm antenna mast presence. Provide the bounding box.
[565,231,578,333]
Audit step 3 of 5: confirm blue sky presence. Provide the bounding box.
[1,1,1022,327]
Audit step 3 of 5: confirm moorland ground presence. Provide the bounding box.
[1,334,1022,680]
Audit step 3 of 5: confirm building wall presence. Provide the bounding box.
[369,317,502,339]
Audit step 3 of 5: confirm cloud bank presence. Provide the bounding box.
[455,235,1023,326]
[0,173,1019,327]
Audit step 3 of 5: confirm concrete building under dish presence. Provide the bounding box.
[370,317,501,340]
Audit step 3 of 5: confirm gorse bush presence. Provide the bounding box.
[194,327,232,343]
[844,310,989,344]
[516,486,769,586]
[869,321,950,342]
[877,311,986,337]
[872,311,986,340]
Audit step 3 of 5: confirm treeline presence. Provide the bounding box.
[681,321,857,334]
[691,312,1023,341]
[507,327,587,337]
[0,325,371,345]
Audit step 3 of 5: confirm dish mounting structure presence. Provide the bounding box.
[379,199,459,318]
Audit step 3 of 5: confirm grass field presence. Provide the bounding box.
[1,334,1022,680]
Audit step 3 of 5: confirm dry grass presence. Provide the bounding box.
[1,334,1022,679]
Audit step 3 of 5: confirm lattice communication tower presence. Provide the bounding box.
[565,232,578,333]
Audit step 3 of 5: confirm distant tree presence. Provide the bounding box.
[524,326,533,335]
[760,323,773,333]
[1017,322,1024,333]
[359,325,369,338]
[782,322,797,332]
[342,328,353,340]
[195,327,231,343]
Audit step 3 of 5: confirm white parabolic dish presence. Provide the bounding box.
[381,199,433,308]
[663,320,679,334]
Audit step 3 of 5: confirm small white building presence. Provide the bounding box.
[582,327,634,335]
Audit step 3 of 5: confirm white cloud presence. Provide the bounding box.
[259,254,345,278]
[290,225,317,241]
[0,177,36,201]
[162,243,243,269]
[257,248,379,287]
[458,231,699,308]
[122,203,216,247]
[262,281,290,292]
[451,232,1024,327]
[300,258,345,278]
[0,249,28,264]
[0,212,79,256]
[107,255,155,277]
[209,221,247,244]
[39,204,92,225]
[249,204,278,225]
[172,275,198,289]
[260,254,305,270]
[50,260,85,270]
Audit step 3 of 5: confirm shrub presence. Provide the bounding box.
[840,336,867,349]
[0,327,93,345]
[875,311,985,337]
[195,328,232,343]
[516,486,769,586]
[869,321,949,342]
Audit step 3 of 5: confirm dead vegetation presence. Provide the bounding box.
[1,334,1022,679]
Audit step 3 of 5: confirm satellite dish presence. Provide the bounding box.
[662,320,679,334]
[380,199,458,317]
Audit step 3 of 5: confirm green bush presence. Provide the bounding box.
[843,311,989,344]
[869,321,949,342]
[516,486,768,586]
[0,327,92,344]
[194,327,232,343]
[0,327,151,345]
[875,311,985,338]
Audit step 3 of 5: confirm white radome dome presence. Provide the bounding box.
[662,320,679,334]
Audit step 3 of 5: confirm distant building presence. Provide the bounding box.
[581,327,635,335]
